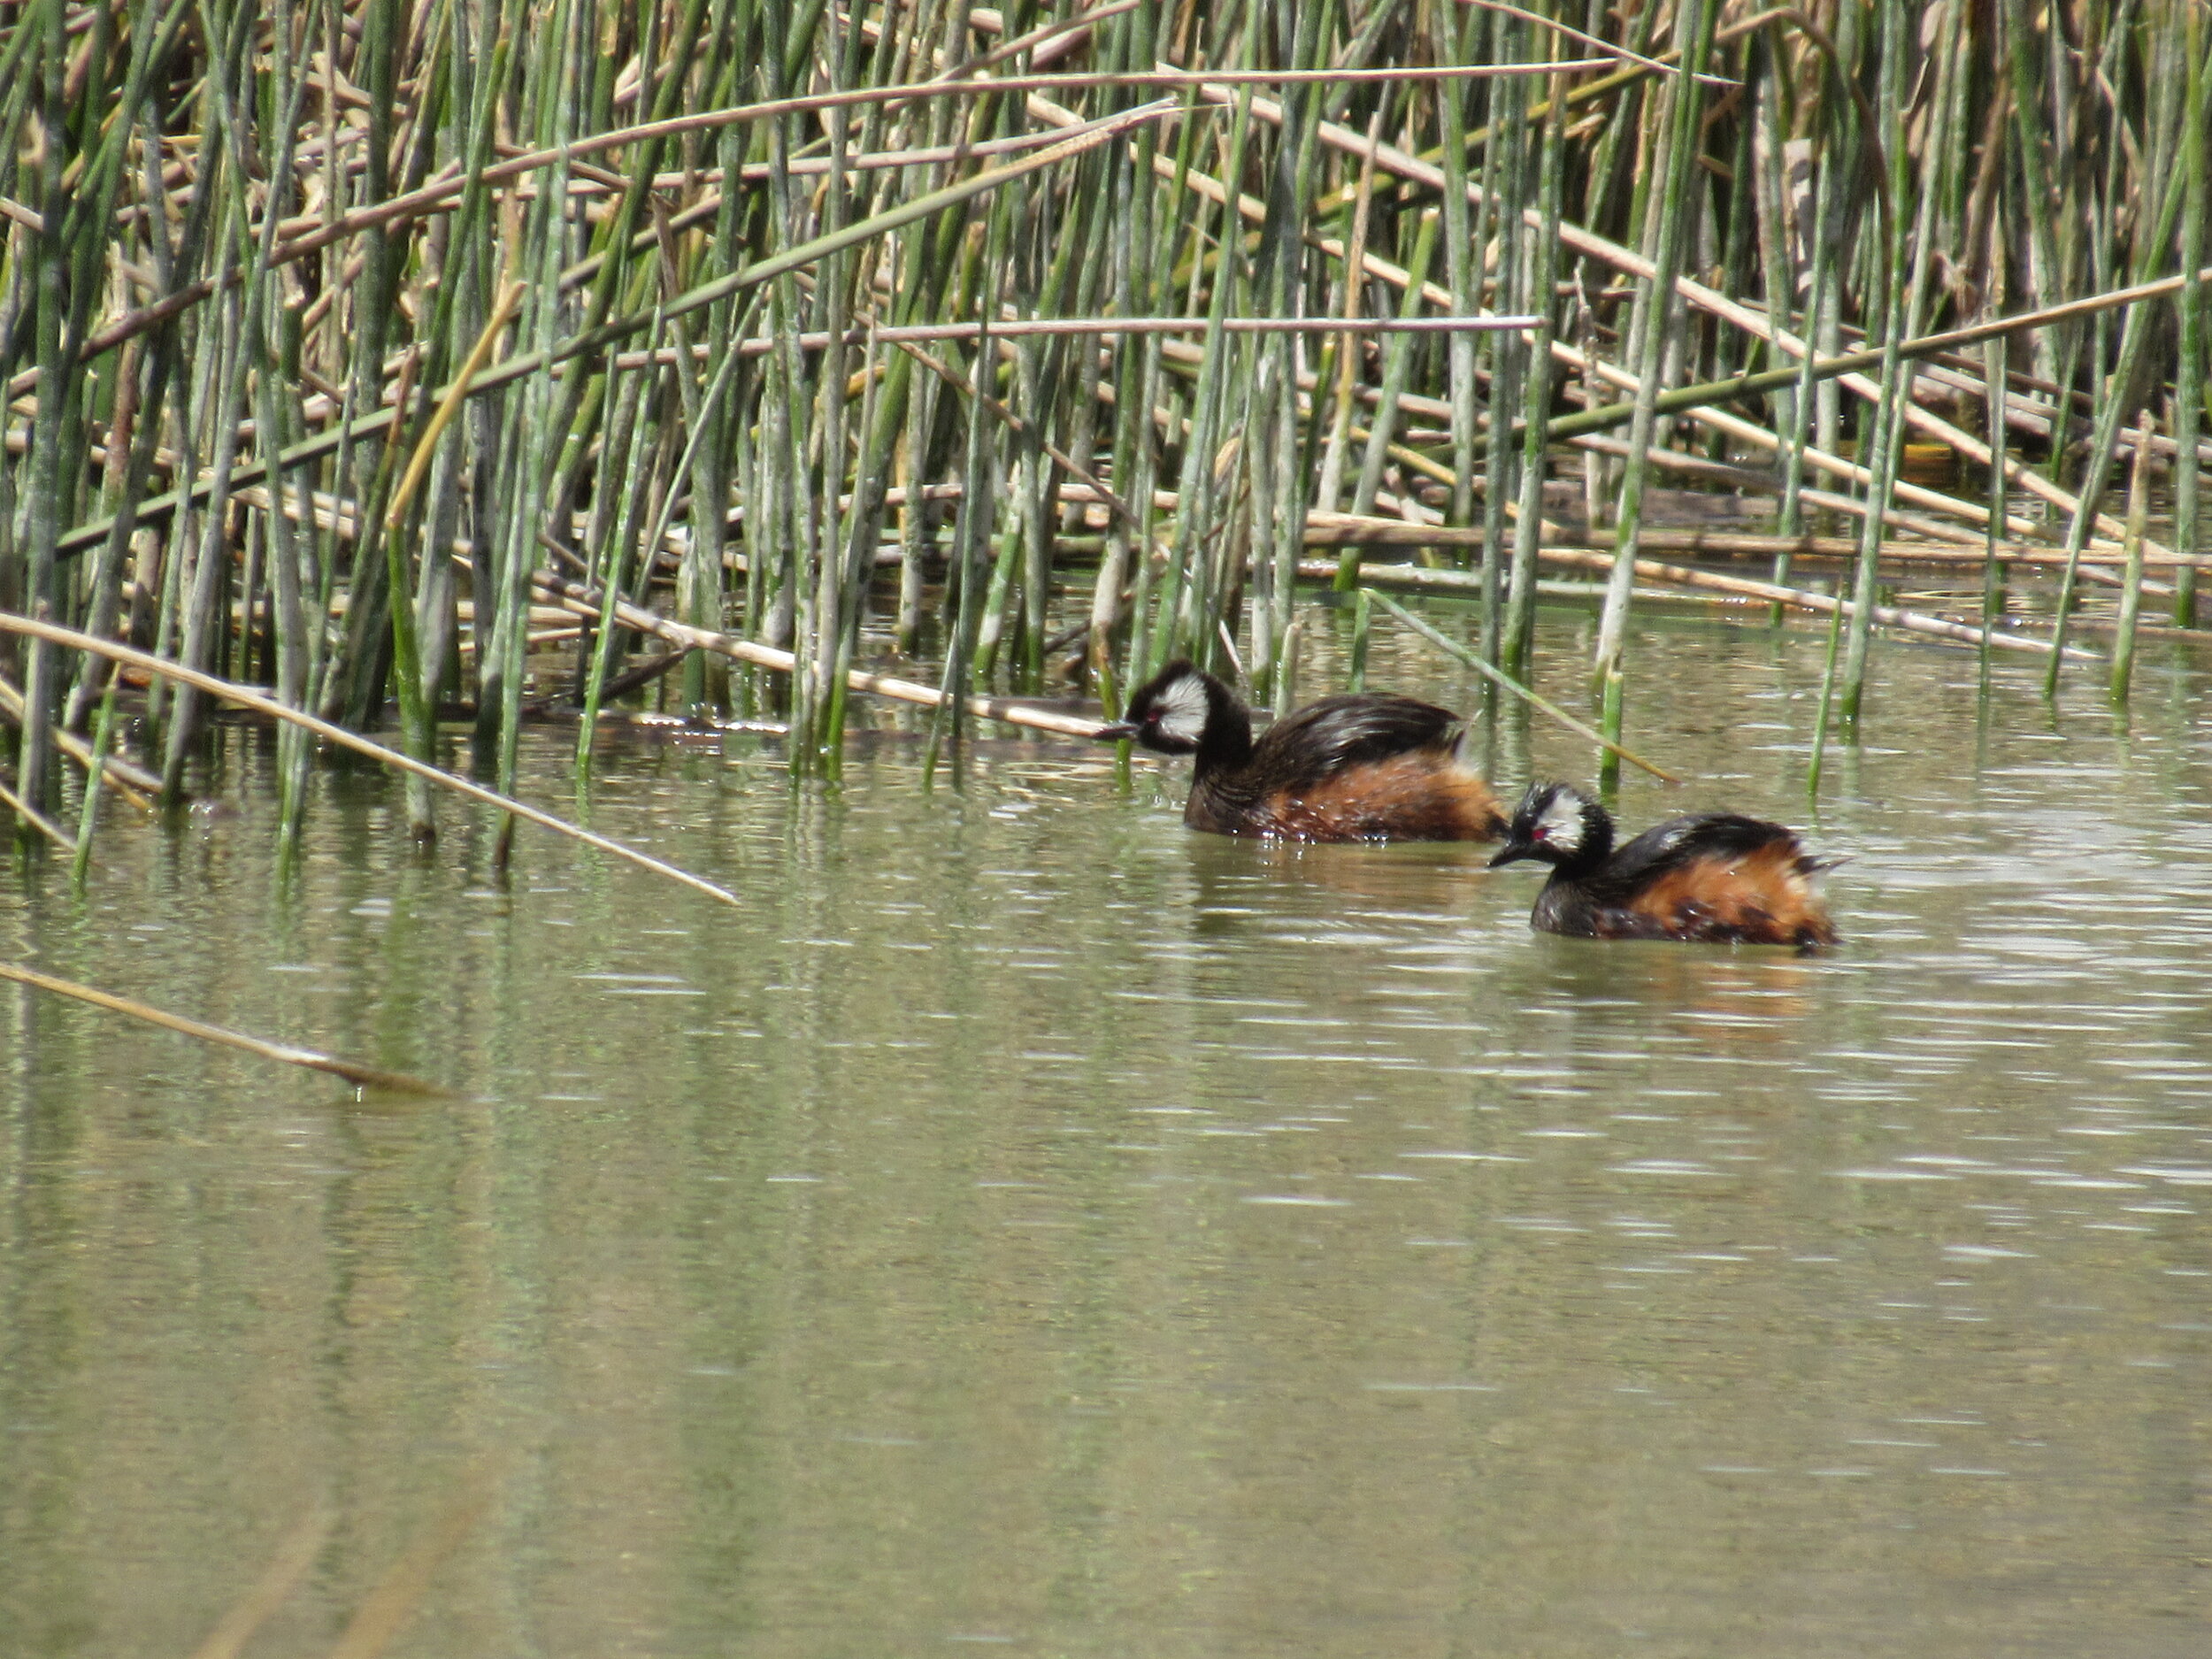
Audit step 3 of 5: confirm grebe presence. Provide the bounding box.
[1096,659,1505,842]
[1487,781,1839,947]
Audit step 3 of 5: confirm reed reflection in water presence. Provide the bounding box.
[2,621,2208,1657]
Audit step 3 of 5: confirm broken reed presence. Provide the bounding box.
[3,0,2209,866]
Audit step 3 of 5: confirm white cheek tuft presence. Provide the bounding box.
[1535,790,1585,852]
[1154,673,1210,744]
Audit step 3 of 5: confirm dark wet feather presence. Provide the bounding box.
[1580,813,1806,903]
[1253,694,1461,793]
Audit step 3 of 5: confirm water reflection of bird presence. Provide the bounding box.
[1489,782,1839,949]
[1094,659,1506,843]
[1525,945,1821,1048]
[1181,835,1494,928]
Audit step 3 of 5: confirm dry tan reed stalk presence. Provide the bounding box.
[1300,557,2093,658]
[0,781,74,853]
[933,0,1145,82]
[1458,0,1737,84]
[1017,87,2034,549]
[0,613,742,908]
[1210,82,2200,556]
[0,671,158,805]
[529,572,1106,739]
[1298,516,2193,569]
[383,279,527,531]
[759,315,1544,342]
[0,964,444,1094]
[4,66,1588,402]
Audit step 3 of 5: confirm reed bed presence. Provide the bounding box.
[3,0,2208,871]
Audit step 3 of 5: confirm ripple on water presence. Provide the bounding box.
[9,621,2212,1657]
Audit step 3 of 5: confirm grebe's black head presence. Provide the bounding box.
[1094,659,1250,762]
[1488,781,1613,872]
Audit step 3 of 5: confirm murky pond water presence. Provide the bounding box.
[4,602,2210,1656]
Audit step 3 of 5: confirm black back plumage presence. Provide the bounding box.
[1251,692,1463,793]
[1583,813,1816,903]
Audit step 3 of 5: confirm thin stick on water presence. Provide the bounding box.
[0,963,446,1095]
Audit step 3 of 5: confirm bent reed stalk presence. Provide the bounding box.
[0,959,447,1094]
[2,2,2207,875]
[0,610,742,907]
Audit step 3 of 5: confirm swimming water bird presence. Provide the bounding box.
[1487,781,1839,947]
[1094,659,1505,842]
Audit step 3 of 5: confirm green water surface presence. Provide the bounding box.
[3,608,2208,1656]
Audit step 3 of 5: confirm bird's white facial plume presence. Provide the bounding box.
[1152,668,1211,746]
[1535,785,1587,853]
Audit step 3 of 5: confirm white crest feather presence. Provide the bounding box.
[1536,787,1587,851]
[1154,671,1211,744]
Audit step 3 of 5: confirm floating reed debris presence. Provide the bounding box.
[3,3,2207,872]
[0,961,446,1095]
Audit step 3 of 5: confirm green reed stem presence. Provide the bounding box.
[1366,588,1678,782]
[1593,0,1717,787]
[2173,8,2209,628]
[2108,411,2155,704]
